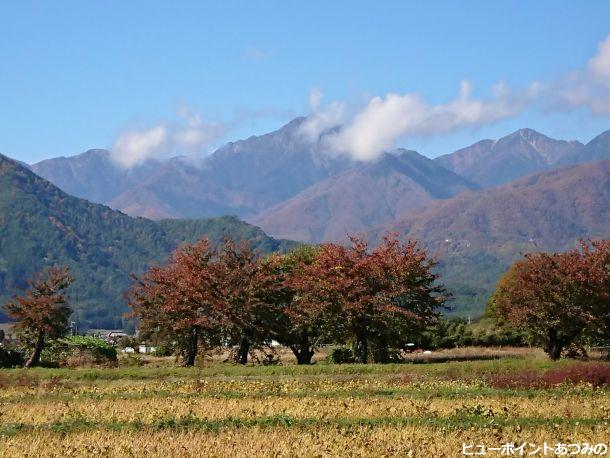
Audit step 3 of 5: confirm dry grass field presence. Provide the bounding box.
[0,349,609,457]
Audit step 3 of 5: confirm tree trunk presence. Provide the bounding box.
[182,330,199,367]
[372,337,390,364]
[25,330,45,368]
[546,328,563,361]
[236,336,250,365]
[290,330,315,365]
[354,331,368,364]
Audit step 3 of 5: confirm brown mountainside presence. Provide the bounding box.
[253,150,478,242]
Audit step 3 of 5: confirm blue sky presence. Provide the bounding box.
[2,1,610,163]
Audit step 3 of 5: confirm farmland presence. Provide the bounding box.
[0,351,609,457]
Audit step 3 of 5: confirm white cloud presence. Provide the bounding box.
[300,35,610,161]
[323,80,531,161]
[588,35,610,81]
[111,125,169,168]
[551,35,610,116]
[298,88,346,142]
[111,110,228,168]
[111,35,610,167]
[172,112,226,154]
[308,87,324,111]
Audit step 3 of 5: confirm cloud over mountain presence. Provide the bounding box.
[111,110,228,168]
[550,35,610,116]
[299,34,610,163]
[324,81,532,161]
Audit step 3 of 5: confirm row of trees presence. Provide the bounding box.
[490,240,610,360]
[129,237,446,366]
[5,237,610,367]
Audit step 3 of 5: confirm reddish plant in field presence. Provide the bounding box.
[545,363,610,388]
[486,363,610,389]
[128,239,222,366]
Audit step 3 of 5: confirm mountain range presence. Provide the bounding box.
[32,118,349,220]
[30,120,610,244]
[9,118,610,319]
[434,128,584,187]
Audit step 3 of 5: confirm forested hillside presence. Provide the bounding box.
[0,154,295,329]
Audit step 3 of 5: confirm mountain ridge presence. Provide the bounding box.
[253,149,478,242]
[434,128,584,187]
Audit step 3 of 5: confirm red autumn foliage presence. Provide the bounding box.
[5,266,73,368]
[129,235,446,365]
[128,239,222,366]
[129,238,285,366]
[288,236,446,363]
[490,240,610,360]
[486,363,610,389]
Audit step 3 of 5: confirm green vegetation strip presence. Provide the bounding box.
[0,358,564,381]
[0,385,601,405]
[0,415,606,437]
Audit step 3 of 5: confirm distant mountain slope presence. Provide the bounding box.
[253,150,478,242]
[32,118,349,219]
[30,149,161,204]
[369,158,610,315]
[560,130,610,165]
[0,153,295,329]
[435,128,583,187]
[31,123,610,231]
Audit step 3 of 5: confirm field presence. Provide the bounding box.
[0,350,609,457]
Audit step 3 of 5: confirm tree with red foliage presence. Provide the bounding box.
[264,245,329,365]
[490,244,605,360]
[128,239,222,366]
[580,240,610,348]
[129,238,282,366]
[129,235,445,365]
[292,236,445,363]
[5,266,73,367]
[212,239,282,365]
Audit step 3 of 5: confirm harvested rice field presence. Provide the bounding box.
[0,355,609,457]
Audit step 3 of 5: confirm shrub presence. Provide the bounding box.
[486,370,550,389]
[420,317,528,350]
[42,336,118,367]
[0,346,24,368]
[120,353,146,367]
[154,342,176,357]
[327,347,355,364]
[58,335,118,362]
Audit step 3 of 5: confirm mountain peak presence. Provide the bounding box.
[515,127,544,138]
[564,129,610,164]
[587,129,610,145]
[281,116,307,130]
[435,128,584,187]
[501,128,549,146]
